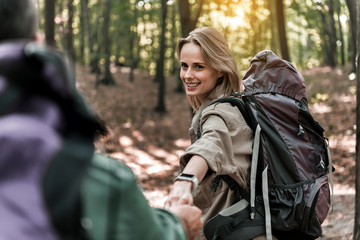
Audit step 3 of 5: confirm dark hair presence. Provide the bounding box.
[0,0,38,41]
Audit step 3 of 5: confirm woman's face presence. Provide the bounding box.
[179,42,223,102]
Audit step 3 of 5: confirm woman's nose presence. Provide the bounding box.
[184,68,194,79]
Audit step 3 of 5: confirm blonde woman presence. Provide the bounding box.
[165,27,270,240]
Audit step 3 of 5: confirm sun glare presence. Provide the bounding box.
[206,2,250,30]
[226,7,246,29]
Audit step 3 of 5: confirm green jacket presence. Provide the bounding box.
[81,154,186,240]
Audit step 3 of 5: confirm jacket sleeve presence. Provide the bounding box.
[181,102,252,186]
[81,153,186,240]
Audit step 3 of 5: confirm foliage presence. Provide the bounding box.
[37,0,353,78]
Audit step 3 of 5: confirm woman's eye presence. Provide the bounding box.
[180,63,188,69]
[195,65,204,69]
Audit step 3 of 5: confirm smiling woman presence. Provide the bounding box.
[165,27,269,240]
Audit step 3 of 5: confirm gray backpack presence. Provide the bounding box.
[204,50,333,240]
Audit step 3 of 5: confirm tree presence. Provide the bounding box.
[178,0,204,37]
[250,0,259,56]
[355,0,360,238]
[325,0,338,67]
[268,0,278,54]
[129,2,140,83]
[345,0,357,72]
[97,0,115,86]
[154,0,168,112]
[336,0,345,66]
[65,0,75,61]
[83,0,101,74]
[275,0,290,61]
[79,0,87,63]
[45,0,56,47]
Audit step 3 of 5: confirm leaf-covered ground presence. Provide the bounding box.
[76,63,356,240]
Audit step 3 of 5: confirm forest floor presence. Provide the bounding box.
[76,62,356,240]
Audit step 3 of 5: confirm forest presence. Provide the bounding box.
[39,0,359,239]
[40,0,357,87]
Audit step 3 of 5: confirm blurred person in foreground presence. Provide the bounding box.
[0,0,202,239]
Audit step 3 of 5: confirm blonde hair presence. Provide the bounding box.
[177,27,241,111]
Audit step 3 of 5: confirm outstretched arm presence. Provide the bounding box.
[165,154,209,207]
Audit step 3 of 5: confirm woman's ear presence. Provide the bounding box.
[218,71,224,78]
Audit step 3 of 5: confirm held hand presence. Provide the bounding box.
[169,205,203,240]
[164,181,193,208]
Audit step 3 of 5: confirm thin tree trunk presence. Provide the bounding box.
[275,0,290,61]
[327,0,337,67]
[170,3,183,93]
[45,0,56,47]
[336,0,345,66]
[154,0,168,112]
[129,3,139,82]
[354,1,360,238]
[65,0,75,61]
[99,0,115,85]
[178,0,204,37]
[345,0,357,72]
[79,0,86,63]
[86,0,101,75]
[268,0,278,54]
[250,0,258,56]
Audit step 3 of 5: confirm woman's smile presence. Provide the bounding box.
[185,82,201,89]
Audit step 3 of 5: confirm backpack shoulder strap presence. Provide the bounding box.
[212,95,255,131]
[206,95,259,203]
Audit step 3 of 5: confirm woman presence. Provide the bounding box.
[165,27,263,239]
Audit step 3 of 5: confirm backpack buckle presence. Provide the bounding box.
[316,159,326,174]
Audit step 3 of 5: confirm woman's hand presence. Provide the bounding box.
[165,180,193,208]
[165,154,209,208]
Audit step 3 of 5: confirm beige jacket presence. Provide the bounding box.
[180,87,253,239]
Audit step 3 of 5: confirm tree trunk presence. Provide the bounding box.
[318,2,336,67]
[336,0,345,66]
[275,0,290,61]
[170,3,183,93]
[79,0,86,63]
[154,0,168,113]
[85,0,101,74]
[268,0,278,54]
[98,0,115,85]
[345,0,357,72]
[65,0,75,61]
[178,0,204,37]
[250,0,258,56]
[129,3,139,83]
[327,0,338,67]
[354,0,360,238]
[45,0,56,47]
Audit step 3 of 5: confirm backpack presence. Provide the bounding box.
[203,50,333,240]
